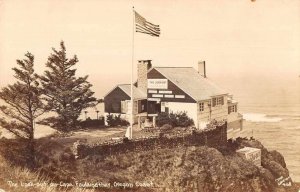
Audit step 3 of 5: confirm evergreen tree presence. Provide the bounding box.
[0,52,44,168]
[39,41,97,132]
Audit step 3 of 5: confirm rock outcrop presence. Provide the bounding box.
[77,138,297,192]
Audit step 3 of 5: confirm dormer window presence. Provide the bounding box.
[212,96,224,107]
[228,105,237,114]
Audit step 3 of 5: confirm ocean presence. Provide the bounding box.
[213,74,300,182]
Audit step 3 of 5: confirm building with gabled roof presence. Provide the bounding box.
[152,67,227,101]
[104,60,242,132]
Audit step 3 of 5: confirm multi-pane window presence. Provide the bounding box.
[228,105,237,114]
[199,102,204,112]
[121,101,126,113]
[212,96,224,107]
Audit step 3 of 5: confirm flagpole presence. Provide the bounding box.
[130,6,135,139]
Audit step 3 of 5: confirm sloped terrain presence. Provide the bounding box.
[72,138,298,191]
[0,137,299,192]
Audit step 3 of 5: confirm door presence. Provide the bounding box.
[148,101,161,114]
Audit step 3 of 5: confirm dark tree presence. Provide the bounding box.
[0,52,44,169]
[39,41,97,132]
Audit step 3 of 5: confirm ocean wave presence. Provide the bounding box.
[243,113,282,123]
[283,126,300,130]
[268,114,300,118]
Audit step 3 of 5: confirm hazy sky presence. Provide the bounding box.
[0,0,299,99]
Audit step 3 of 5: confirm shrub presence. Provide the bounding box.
[159,124,173,133]
[156,111,194,128]
[106,114,129,127]
[80,118,105,128]
[176,111,194,127]
[169,112,177,127]
[0,138,30,168]
[156,112,170,127]
[106,113,114,126]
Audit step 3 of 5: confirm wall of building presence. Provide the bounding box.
[104,87,130,113]
[227,112,243,128]
[227,112,243,139]
[104,99,142,125]
[197,95,229,129]
[147,68,196,103]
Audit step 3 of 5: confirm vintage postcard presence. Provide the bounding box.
[0,0,299,191]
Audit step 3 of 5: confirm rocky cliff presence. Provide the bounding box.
[74,138,298,192]
[1,137,298,192]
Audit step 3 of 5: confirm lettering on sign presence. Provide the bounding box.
[148,90,157,93]
[148,79,168,89]
[175,95,185,99]
[159,90,172,94]
[148,98,161,102]
[152,94,164,98]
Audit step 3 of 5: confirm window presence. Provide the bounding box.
[212,96,224,107]
[161,102,166,112]
[199,102,204,112]
[137,100,147,113]
[121,101,127,113]
[228,105,237,114]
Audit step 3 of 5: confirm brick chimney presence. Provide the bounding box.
[198,60,206,78]
[137,60,152,93]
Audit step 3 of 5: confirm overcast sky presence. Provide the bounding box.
[0,0,299,99]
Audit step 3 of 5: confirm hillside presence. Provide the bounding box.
[73,138,297,192]
[0,137,299,192]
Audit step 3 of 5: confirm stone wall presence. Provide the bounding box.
[73,122,227,159]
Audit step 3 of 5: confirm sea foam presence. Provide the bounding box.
[243,113,282,123]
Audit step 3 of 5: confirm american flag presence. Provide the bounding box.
[135,11,160,37]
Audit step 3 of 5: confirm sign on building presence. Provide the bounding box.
[148,79,168,89]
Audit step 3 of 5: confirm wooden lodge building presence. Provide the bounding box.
[104,60,243,132]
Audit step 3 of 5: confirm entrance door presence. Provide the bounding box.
[155,103,161,113]
[148,101,161,114]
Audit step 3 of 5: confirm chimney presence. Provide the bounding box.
[137,60,152,93]
[198,60,206,78]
